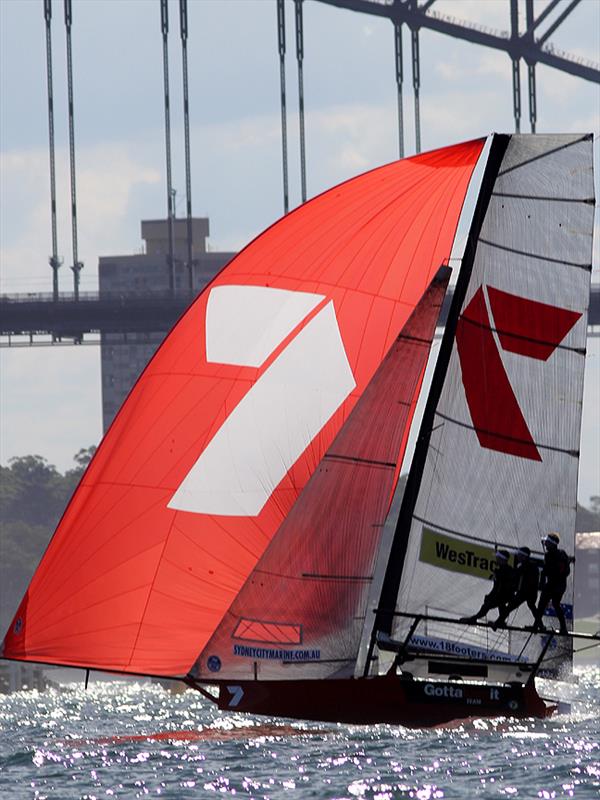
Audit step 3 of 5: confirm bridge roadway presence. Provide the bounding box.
[1,286,599,344]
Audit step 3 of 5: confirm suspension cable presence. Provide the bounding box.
[160,0,175,294]
[277,0,289,214]
[393,20,404,159]
[510,0,522,133]
[179,0,194,294]
[410,26,421,154]
[525,0,537,133]
[64,0,83,300]
[294,0,307,203]
[44,1,61,302]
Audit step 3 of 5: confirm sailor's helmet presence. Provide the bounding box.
[542,532,560,549]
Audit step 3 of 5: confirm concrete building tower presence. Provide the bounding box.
[98,217,235,430]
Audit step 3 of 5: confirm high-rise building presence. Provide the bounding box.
[99,217,235,430]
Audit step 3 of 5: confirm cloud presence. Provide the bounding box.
[476,50,511,80]
[435,60,467,82]
[1,143,161,293]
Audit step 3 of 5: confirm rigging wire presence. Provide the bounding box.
[44,0,62,302]
[294,0,307,203]
[64,0,83,300]
[179,0,194,294]
[160,0,176,294]
[277,0,289,214]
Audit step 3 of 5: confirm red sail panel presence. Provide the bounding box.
[192,270,451,681]
[2,140,483,676]
[456,286,542,461]
[487,286,581,361]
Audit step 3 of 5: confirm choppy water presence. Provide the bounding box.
[1,667,599,799]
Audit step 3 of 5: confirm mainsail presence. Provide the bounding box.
[2,139,484,677]
[365,133,594,682]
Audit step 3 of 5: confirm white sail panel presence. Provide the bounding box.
[205,285,324,367]
[169,301,355,516]
[384,135,593,679]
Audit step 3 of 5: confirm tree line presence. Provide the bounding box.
[0,448,95,634]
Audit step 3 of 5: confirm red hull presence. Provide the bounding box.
[203,675,554,727]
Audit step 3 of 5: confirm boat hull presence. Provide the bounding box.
[206,675,554,727]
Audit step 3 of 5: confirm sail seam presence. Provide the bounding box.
[434,411,580,457]
[478,238,592,270]
[457,313,586,355]
[377,167,466,302]
[497,135,590,176]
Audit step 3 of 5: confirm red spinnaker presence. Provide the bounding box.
[2,140,484,676]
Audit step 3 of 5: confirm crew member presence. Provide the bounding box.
[492,546,539,629]
[534,532,571,635]
[460,550,515,624]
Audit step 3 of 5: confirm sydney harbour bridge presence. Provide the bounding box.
[1,0,599,346]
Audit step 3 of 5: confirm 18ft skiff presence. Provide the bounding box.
[2,133,598,726]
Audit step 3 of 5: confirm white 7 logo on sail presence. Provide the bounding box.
[168,285,356,517]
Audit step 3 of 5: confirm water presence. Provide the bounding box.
[1,667,598,799]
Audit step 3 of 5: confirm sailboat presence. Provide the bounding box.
[2,133,597,726]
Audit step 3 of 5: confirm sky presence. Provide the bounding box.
[0,0,599,504]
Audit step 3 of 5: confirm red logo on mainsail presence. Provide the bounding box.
[456,286,581,461]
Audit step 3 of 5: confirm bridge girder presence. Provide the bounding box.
[315,0,599,84]
[1,287,599,345]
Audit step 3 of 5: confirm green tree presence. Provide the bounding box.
[0,455,66,527]
[0,448,96,633]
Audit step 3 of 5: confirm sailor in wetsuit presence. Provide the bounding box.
[459,549,515,624]
[492,546,539,629]
[533,532,571,635]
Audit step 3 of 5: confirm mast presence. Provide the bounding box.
[365,133,511,671]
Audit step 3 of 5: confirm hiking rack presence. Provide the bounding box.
[372,610,600,683]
